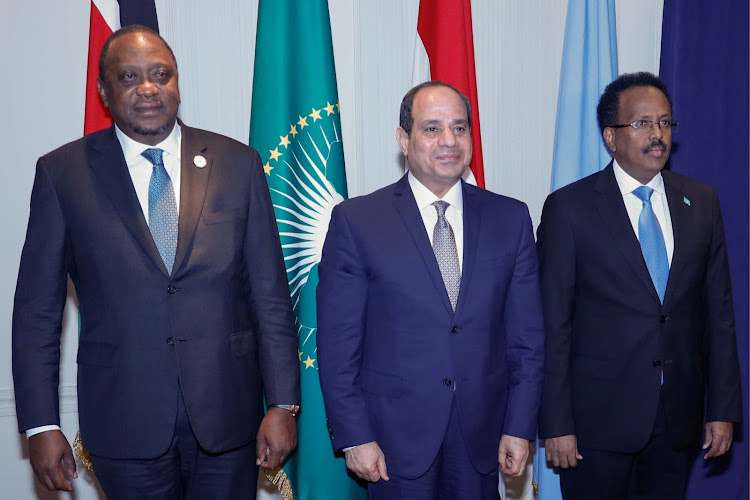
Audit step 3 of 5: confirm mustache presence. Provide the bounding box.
[643,139,668,154]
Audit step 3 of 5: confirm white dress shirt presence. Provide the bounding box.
[408,172,465,270]
[25,124,182,438]
[613,160,674,266]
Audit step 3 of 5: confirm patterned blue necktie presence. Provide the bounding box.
[432,201,461,311]
[142,148,178,274]
[633,186,669,303]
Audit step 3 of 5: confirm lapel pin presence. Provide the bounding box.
[683,196,691,206]
[193,155,207,168]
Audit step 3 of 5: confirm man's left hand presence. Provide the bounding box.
[256,407,298,469]
[703,421,733,459]
[498,435,530,476]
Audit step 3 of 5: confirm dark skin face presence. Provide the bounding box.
[603,86,672,184]
[97,31,181,146]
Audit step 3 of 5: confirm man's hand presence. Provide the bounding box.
[28,430,77,492]
[498,435,530,476]
[344,441,389,482]
[703,421,733,459]
[256,407,298,469]
[545,434,583,469]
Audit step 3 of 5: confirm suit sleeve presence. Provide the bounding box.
[703,190,742,423]
[501,204,546,441]
[316,205,376,451]
[536,193,577,439]
[244,149,300,406]
[12,158,70,433]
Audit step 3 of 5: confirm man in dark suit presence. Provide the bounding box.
[12,25,299,498]
[316,81,545,499]
[537,72,742,500]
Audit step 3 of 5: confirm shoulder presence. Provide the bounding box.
[464,182,529,216]
[335,180,400,215]
[662,169,718,200]
[182,124,261,158]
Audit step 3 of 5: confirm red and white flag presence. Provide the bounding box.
[413,0,485,187]
[84,0,159,134]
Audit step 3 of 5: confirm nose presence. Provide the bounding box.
[438,128,457,147]
[136,79,159,96]
[649,121,664,139]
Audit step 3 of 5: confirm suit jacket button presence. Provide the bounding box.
[167,337,175,346]
[659,315,667,323]
[443,378,452,387]
[167,285,177,294]
[451,325,460,334]
[653,360,661,367]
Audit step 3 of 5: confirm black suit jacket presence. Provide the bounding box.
[12,124,300,459]
[537,163,741,452]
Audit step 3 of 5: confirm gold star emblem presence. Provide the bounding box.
[269,148,282,161]
[298,350,303,361]
[297,115,309,129]
[279,135,291,149]
[289,124,298,137]
[309,107,322,122]
[335,102,340,111]
[303,356,316,369]
[263,162,274,175]
[324,102,336,115]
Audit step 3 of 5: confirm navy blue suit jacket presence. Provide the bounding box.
[537,163,742,452]
[12,124,300,459]
[317,175,544,478]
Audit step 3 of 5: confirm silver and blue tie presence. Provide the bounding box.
[432,201,461,311]
[142,148,178,274]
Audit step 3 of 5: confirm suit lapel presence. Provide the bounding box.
[87,127,168,276]
[593,164,660,302]
[392,175,454,315]
[662,172,689,306]
[173,125,212,276]
[454,181,479,317]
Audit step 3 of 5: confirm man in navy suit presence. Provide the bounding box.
[538,72,742,499]
[316,81,545,499]
[12,25,299,498]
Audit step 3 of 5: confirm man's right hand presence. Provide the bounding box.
[28,430,77,492]
[344,441,389,482]
[545,434,583,469]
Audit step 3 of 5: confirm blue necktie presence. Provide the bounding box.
[142,148,178,274]
[432,201,461,311]
[633,186,669,303]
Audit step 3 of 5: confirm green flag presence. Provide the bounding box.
[249,2,365,499]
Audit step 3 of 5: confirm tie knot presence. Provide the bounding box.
[141,148,164,167]
[633,185,654,204]
[433,200,449,219]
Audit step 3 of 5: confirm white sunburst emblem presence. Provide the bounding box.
[263,101,345,369]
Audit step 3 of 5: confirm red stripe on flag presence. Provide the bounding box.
[417,0,485,187]
[84,2,115,135]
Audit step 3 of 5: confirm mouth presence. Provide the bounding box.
[133,103,164,116]
[644,141,668,158]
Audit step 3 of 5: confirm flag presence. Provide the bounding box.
[249,1,366,499]
[533,0,617,499]
[412,0,485,187]
[661,1,749,498]
[84,0,159,134]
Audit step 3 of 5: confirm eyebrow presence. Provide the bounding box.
[419,118,469,127]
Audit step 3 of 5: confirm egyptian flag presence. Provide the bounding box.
[84,0,159,134]
[412,0,485,187]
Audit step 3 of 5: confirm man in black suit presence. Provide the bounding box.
[537,72,742,499]
[12,25,299,498]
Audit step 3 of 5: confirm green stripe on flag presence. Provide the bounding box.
[250,1,366,499]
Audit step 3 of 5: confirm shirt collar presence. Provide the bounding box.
[613,159,665,196]
[115,122,182,164]
[408,172,464,213]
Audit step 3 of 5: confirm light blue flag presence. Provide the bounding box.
[534,0,617,498]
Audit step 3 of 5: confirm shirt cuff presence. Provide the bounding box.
[25,425,61,438]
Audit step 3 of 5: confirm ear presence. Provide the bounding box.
[396,127,410,157]
[97,78,109,108]
[602,127,616,153]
